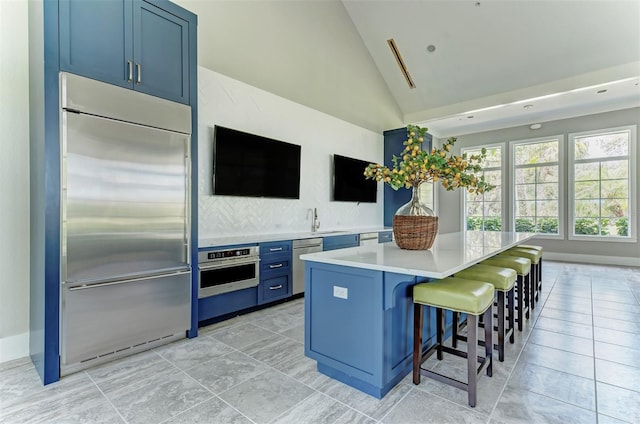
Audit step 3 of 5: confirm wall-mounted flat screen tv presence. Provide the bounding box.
[213,126,301,199]
[333,154,377,203]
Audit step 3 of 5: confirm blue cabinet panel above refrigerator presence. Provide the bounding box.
[59,0,191,104]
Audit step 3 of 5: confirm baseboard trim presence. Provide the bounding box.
[544,252,640,267]
[0,332,29,364]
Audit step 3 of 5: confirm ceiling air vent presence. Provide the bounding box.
[387,38,416,89]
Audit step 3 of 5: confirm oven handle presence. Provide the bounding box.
[198,257,259,271]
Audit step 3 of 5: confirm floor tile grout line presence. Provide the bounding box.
[485,269,559,420]
[85,369,129,424]
[201,312,383,423]
[590,274,600,423]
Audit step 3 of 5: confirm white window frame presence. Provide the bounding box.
[461,142,506,232]
[509,135,565,239]
[568,125,637,242]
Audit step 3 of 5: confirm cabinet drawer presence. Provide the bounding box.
[260,240,292,258]
[323,234,359,251]
[378,231,393,243]
[260,274,290,303]
[261,257,291,275]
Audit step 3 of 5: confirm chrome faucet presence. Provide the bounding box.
[308,208,320,232]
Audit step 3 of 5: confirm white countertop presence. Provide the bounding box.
[300,231,536,279]
[198,227,392,249]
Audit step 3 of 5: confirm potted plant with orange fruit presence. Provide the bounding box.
[364,124,494,249]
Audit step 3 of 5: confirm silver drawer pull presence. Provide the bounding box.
[269,247,283,252]
[269,285,283,290]
[269,263,283,269]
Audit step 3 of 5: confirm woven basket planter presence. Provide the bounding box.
[393,215,439,250]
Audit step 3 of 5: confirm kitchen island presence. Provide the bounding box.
[301,230,534,398]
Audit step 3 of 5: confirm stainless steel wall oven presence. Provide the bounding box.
[198,246,260,298]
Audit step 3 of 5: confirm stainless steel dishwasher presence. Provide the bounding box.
[292,238,323,294]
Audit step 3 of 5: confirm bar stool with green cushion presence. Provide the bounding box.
[517,244,543,293]
[452,264,517,362]
[500,247,542,307]
[481,256,532,331]
[413,277,494,407]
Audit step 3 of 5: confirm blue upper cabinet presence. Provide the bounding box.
[59,0,132,90]
[132,1,189,103]
[59,0,190,104]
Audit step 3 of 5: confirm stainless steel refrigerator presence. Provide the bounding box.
[59,72,192,375]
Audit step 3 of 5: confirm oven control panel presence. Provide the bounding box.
[198,246,259,264]
[207,248,251,260]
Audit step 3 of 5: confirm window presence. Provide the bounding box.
[418,181,435,213]
[569,126,636,241]
[511,136,563,237]
[462,144,504,231]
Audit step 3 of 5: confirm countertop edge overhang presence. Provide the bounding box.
[300,231,537,279]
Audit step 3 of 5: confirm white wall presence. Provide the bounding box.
[174,0,402,134]
[0,0,31,363]
[437,107,640,266]
[198,67,384,239]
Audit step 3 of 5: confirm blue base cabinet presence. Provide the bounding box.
[258,241,292,304]
[60,0,191,104]
[304,262,453,398]
[378,230,393,243]
[322,234,359,251]
[198,287,258,322]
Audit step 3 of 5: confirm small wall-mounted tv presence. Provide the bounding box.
[333,154,377,203]
[213,126,301,199]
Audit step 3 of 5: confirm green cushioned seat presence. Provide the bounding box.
[413,277,494,315]
[500,248,541,264]
[455,264,516,292]
[482,256,531,275]
[518,244,542,252]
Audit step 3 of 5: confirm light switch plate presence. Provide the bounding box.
[333,286,348,299]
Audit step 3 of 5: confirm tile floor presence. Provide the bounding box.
[1,261,639,424]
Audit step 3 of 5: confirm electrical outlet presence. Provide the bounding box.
[333,286,348,299]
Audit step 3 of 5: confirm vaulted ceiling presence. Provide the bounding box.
[343,0,640,136]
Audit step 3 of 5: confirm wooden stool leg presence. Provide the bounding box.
[539,258,543,292]
[517,275,524,331]
[467,314,478,407]
[413,303,423,385]
[484,306,493,378]
[497,291,505,362]
[452,311,459,348]
[524,274,531,319]
[507,287,515,343]
[530,265,537,309]
[436,308,444,360]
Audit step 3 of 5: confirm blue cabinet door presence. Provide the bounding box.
[133,0,190,104]
[59,0,190,104]
[59,0,133,90]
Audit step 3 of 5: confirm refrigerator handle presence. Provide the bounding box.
[185,136,191,264]
[67,270,191,291]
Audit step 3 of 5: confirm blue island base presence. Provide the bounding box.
[317,362,409,399]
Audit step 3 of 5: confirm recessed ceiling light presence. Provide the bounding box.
[530,123,542,130]
[426,45,436,53]
[597,89,607,94]
[523,104,534,109]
